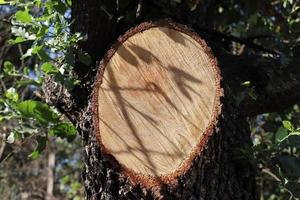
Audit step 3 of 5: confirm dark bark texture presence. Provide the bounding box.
[42,0,300,199]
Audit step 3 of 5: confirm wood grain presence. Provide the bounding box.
[95,26,218,177]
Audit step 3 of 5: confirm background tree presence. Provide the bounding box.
[0,0,299,199]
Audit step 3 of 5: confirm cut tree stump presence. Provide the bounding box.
[92,21,222,188]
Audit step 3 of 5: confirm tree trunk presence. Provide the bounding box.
[46,145,55,200]
[66,1,258,199]
[78,87,256,200]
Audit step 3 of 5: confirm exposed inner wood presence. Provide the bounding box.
[97,27,217,176]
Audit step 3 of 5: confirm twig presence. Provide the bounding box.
[18,44,25,70]
[193,25,281,55]
[262,168,281,182]
[245,34,275,40]
[0,136,6,161]
[0,79,7,92]
[136,0,143,19]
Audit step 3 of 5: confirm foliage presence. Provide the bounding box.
[0,0,81,159]
[211,2,300,197]
[248,105,300,200]
[0,0,83,199]
[0,135,84,199]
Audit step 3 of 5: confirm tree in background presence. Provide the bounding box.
[0,4,83,199]
[0,0,299,199]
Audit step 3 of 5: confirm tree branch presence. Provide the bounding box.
[242,64,300,116]
[0,136,6,161]
[193,25,280,55]
[42,76,81,123]
[216,50,300,116]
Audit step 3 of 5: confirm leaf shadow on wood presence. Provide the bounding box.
[168,66,203,102]
[104,68,163,178]
[116,45,139,67]
[127,43,204,102]
[158,27,187,46]
[99,32,208,177]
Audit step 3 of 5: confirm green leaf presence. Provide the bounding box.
[52,0,67,15]
[66,0,72,6]
[54,23,62,35]
[8,37,27,44]
[78,51,91,66]
[0,113,13,122]
[45,0,54,13]
[3,61,15,75]
[275,127,289,143]
[34,0,42,8]
[63,78,80,90]
[62,175,70,184]
[277,154,300,179]
[65,52,75,66]
[49,122,77,142]
[241,81,251,86]
[36,26,49,38]
[15,10,33,24]
[29,151,40,159]
[248,14,258,26]
[283,120,294,131]
[41,62,59,75]
[280,133,300,148]
[5,88,19,102]
[45,0,67,14]
[29,136,47,159]
[0,0,7,4]
[292,6,300,14]
[32,45,50,61]
[17,100,59,124]
[17,79,41,87]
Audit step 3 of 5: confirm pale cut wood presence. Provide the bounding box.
[94,24,220,180]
